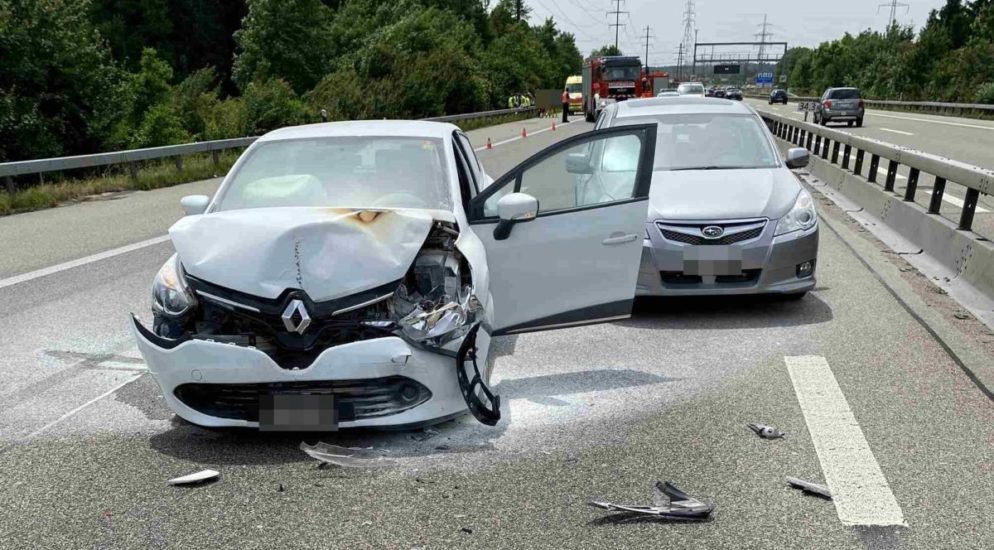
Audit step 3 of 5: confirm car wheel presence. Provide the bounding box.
[856,117,864,128]
[820,116,828,126]
[847,120,854,127]
[585,110,595,123]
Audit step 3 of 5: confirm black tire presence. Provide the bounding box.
[820,116,828,127]
[585,109,595,123]
[856,117,864,128]
[847,120,854,127]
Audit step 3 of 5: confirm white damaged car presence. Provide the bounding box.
[131,120,657,430]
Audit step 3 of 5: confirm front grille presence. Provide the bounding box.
[660,272,703,285]
[174,376,432,422]
[660,269,762,287]
[660,226,763,246]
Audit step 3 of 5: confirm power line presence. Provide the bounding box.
[680,0,696,80]
[641,25,654,67]
[754,14,774,66]
[877,0,910,28]
[608,0,629,50]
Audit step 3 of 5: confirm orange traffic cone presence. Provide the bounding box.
[486,137,492,149]
[521,127,528,138]
[552,121,557,131]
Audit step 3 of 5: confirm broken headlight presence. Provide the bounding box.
[151,254,197,317]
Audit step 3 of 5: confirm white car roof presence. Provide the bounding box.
[257,120,459,142]
[614,97,756,118]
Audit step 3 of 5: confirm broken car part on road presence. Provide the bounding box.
[786,476,833,499]
[300,441,398,468]
[167,469,220,486]
[748,422,787,439]
[590,481,715,521]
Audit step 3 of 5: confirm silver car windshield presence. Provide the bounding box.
[618,113,778,171]
[215,136,452,211]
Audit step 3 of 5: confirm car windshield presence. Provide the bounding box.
[566,83,582,93]
[216,136,452,211]
[603,65,640,81]
[678,83,704,95]
[617,113,778,171]
[829,89,860,99]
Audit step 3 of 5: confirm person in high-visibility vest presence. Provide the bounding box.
[561,89,570,123]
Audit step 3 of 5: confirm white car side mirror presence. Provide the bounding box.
[494,192,538,240]
[785,148,810,169]
[180,195,210,216]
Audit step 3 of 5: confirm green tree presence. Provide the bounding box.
[233,0,335,94]
[0,0,120,161]
[591,45,623,57]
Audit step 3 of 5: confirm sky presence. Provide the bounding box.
[525,0,949,66]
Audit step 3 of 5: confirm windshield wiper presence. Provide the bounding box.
[668,165,754,171]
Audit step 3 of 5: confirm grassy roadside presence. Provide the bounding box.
[0,112,536,218]
[0,151,241,217]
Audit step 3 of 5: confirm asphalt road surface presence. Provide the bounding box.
[747,98,994,242]
[2,115,993,549]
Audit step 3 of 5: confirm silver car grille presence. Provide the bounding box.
[656,219,767,246]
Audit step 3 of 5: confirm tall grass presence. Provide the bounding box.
[0,151,240,217]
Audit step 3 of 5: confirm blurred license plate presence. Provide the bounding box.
[259,393,337,432]
[683,246,743,276]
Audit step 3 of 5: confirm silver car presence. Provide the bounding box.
[814,87,864,127]
[598,97,818,298]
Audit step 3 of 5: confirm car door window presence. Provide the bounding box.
[475,128,650,218]
[453,132,483,194]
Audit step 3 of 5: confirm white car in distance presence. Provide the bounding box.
[132,120,657,430]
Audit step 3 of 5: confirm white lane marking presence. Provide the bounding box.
[1,123,555,291]
[0,235,171,290]
[872,112,994,131]
[786,356,906,526]
[879,127,914,136]
[940,192,990,213]
[474,124,556,152]
[23,373,145,439]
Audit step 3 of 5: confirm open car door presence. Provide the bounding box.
[468,124,657,336]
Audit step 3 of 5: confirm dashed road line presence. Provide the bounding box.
[879,127,914,136]
[871,112,994,131]
[786,355,906,527]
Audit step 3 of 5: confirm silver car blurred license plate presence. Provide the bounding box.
[259,393,338,432]
[683,246,743,276]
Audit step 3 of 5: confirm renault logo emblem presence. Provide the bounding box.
[702,225,725,239]
[281,299,312,334]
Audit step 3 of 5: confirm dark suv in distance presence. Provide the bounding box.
[726,88,743,100]
[769,89,788,104]
[814,87,865,127]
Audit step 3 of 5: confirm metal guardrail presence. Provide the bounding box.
[1,107,537,193]
[759,109,994,233]
[745,92,994,116]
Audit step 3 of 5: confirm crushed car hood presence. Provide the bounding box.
[647,168,800,221]
[170,207,438,302]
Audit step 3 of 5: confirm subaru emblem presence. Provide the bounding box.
[281,299,312,334]
[702,225,724,239]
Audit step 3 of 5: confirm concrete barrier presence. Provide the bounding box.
[764,113,994,300]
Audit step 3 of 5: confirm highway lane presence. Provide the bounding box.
[2,117,994,548]
[747,98,994,241]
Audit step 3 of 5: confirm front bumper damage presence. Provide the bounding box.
[132,315,497,429]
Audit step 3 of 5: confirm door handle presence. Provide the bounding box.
[602,233,638,245]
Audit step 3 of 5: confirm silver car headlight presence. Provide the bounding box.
[152,254,197,317]
[774,190,817,236]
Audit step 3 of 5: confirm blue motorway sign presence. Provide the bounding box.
[756,72,774,84]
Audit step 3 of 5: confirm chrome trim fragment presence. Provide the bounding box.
[195,290,261,313]
[332,293,395,316]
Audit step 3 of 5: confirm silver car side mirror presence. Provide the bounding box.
[494,192,538,240]
[180,195,210,216]
[785,148,810,169]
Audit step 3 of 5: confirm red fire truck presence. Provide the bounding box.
[641,69,671,97]
[581,56,644,122]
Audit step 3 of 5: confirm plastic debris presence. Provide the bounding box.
[748,422,787,439]
[409,428,439,442]
[300,441,397,468]
[589,481,715,521]
[786,476,832,499]
[167,469,220,486]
